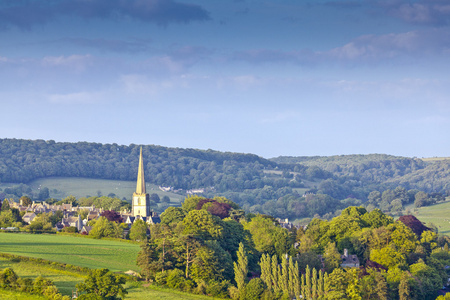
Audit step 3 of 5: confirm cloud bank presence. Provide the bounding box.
[0,0,210,30]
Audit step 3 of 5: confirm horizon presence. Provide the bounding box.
[1,1,449,159]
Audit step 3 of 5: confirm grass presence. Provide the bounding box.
[0,256,84,296]
[125,282,224,300]
[0,289,47,300]
[0,256,220,299]
[0,233,141,272]
[25,177,184,203]
[409,200,450,235]
[0,233,220,299]
[421,157,450,162]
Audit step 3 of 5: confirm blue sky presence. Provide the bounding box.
[1,0,450,158]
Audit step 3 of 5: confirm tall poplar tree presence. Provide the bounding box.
[233,242,248,296]
[312,267,318,299]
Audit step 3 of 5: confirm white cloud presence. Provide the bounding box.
[120,74,176,96]
[41,54,92,71]
[47,92,102,104]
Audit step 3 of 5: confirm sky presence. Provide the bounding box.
[1,0,450,159]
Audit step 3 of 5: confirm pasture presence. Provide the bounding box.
[0,256,83,296]
[26,177,184,203]
[0,255,219,299]
[412,200,450,235]
[0,233,140,272]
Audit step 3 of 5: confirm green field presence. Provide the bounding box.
[0,233,140,272]
[26,177,185,203]
[0,256,84,296]
[0,289,47,300]
[0,255,220,300]
[411,200,450,235]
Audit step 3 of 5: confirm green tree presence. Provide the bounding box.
[19,196,32,206]
[181,210,223,240]
[244,278,266,300]
[326,268,348,299]
[136,241,159,281]
[76,268,127,299]
[150,193,160,203]
[242,215,291,257]
[38,187,50,201]
[233,242,248,297]
[129,219,148,241]
[89,217,123,239]
[160,207,186,226]
[28,212,54,232]
[323,242,342,273]
[1,199,11,212]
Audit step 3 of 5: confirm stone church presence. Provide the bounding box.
[132,147,151,217]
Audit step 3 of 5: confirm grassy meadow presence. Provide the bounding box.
[0,254,220,300]
[411,200,450,235]
[0,233,140,272]
[26,177,184,203]
[0,256,84,296]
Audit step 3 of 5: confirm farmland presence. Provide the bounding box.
[27,177,184,204]
[0,233,221,299]
[412,200,450,235]
[0,233,140,272]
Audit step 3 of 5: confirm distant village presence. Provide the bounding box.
[3,199,160,237]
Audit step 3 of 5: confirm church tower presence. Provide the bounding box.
[132,147,150,217]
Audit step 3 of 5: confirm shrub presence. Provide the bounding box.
[206,280,230,298]
[0,268,18,289]
[154,271,168,285]
[166,269,194,291]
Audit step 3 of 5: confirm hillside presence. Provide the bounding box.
[1,139,449,219]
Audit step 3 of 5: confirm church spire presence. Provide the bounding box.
[136,147,146,194]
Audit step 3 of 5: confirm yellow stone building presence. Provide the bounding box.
[132,147,151,217]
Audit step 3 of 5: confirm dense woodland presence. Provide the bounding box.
[1,138,450,220]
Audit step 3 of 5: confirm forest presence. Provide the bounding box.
[0,138,449,220]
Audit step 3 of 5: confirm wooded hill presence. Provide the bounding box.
[1,139,449,219]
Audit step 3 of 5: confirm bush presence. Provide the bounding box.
[154,271,168,285]
[165,269,194,292]
[0,268,18,289]
[17,277,33,292]
[206,280,230,298]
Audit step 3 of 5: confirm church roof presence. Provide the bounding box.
[136,147,146,194]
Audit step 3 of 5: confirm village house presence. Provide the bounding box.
[340,249,360,268]
[22,212,36,224]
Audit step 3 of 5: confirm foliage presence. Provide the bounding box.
[89,217,123,239]
[0,267,69,300]
[129,219,148,242]
[76,268,127,299]
[398,215,430,237]
[242,215,291,257]
[160,207,186,226]
[27,212,54,232]
[233,242,248,295]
